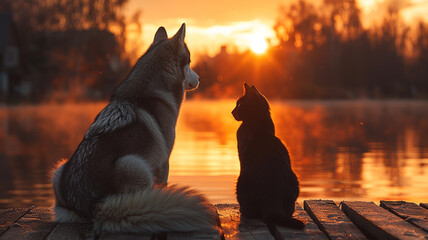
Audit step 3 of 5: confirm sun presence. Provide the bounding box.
[250,37,268,54]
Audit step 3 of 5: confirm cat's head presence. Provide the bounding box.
[232,83,270,122]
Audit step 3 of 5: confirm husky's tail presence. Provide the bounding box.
[92,185,216,233]
[265,215,305,240]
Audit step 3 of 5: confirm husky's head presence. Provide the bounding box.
[113,24,199,104]
[150,23,199,91]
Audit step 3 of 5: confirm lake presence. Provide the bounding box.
[0,100,427,208]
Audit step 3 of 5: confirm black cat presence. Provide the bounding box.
[232,83,304,239]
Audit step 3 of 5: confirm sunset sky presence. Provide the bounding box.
[126,0,428,57]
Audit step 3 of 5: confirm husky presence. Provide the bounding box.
[51,24,216,233]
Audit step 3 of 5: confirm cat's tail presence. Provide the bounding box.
[92,185,217,233]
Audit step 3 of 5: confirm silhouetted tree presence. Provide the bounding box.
[192,0,427,100]
[369,6,409,97]
[1,0,140,101]
[410,22,428,97]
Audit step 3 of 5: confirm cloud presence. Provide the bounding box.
[140,20,276,57]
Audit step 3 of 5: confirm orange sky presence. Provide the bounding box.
[126,0,428,58]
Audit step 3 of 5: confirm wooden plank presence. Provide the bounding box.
[168,229,222,240]
[421,203,428,210]
[191,231,223,240]
[46,223,95,240]
[275,203,328,239]
[304,200,367,240]
[52,224,222,240]
[0,208,57,240]
[168,232,200,240]
[238,217,273,240]
[216,203,327,239]
[342,201,428,240]
[99,232,153,240]
[216,204,256,239]
[0,207,33,236]
[380,201,428,232]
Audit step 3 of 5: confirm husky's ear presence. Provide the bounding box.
[153,27,168,44]
[172,23,186,44]
[243,83,251,94]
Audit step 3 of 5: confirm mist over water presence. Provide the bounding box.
[0,100,427,208]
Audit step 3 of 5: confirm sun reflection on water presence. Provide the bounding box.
[0,100,427,207]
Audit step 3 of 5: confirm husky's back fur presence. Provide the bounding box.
[52,24,216,233]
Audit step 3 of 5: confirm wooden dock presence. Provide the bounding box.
[1,200,427,239]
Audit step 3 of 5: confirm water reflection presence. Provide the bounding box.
[0,100,427,208]
[0,103,105,207]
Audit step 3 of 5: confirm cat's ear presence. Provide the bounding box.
[251,85,261,95]
[243,83,251,94]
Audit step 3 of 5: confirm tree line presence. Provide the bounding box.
[192,0,428,99]
[1,0,427,101]
[1,0,141,102]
